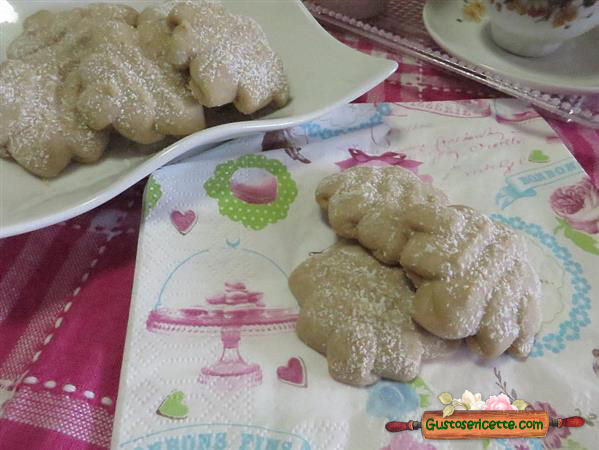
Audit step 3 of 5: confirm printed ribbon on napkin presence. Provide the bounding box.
[496,158,583,209]
[335,148,423,171]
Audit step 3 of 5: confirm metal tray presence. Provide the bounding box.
[305,0,599,129]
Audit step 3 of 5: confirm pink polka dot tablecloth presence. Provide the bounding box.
[1,28,598,450]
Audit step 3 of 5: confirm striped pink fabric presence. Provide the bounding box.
[1,29,598,450]
[0,186,142,449]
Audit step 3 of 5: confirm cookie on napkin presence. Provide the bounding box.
[289,241,458,386]
[400,204,543,359]
[315,166,448,264]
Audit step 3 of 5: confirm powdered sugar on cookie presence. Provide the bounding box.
[77,7,205,144]
[166,1,289,114]
[1,2,288,177]
[402,205,542,359]
[289,241,458,386]
[0,5,135,176]
[316,166,448,264]
[313,166,542,365]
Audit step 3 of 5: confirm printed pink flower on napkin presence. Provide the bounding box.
[483,394,518,411]
[550,178,599,234]
[530,401,571,448]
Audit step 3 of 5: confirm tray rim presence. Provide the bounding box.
[304,0,599,130]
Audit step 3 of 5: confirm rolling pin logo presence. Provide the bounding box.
[385,391,586,440]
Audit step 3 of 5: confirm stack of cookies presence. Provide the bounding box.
[0,1,289,177]
[289,166,542,386]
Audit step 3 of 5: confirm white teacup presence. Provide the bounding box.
[485,0,599,57]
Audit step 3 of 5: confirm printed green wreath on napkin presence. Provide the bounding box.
[204,154,298,230]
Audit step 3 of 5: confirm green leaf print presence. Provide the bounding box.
[408,377,432,409]
[144,176,162,218]
[554,217,599,256]
[482,438,491,449]
[437,392,453,405]
[554,217,568,234]
[563,222,599,256]
[411,377,425,389]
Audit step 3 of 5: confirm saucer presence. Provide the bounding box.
[423,0,599,94]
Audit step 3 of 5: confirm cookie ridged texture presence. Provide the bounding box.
[400,205,542,359]
[289,241,458,386]
[1,1,287,177]
[0,5,136,177]
[315,166,448,264]
[165,0,289,114]
[315,167,542,360]
[77,6,206,145]
[6,5,138,61]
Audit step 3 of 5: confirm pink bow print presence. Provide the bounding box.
[335,148,423,171]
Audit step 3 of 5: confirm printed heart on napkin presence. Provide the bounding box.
[529,149,550,163]
[277,357,307,387]
[170,210,197,234]
[157,391,188,419]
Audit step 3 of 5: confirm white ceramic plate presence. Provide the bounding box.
[0,0,396,238]
[423,0,599,94]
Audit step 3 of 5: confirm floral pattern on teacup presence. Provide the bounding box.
[489,0,598,28]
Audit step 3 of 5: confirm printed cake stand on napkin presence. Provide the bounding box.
[145,245,298,390]
[147,279,297,389]
[113,101,599,450]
